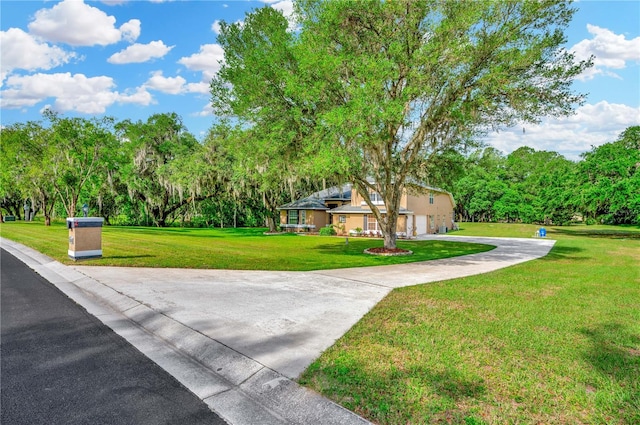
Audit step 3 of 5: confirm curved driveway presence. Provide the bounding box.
[3,235,554,425]
[72,235,555,379]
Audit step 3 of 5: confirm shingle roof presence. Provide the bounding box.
[277,181,454,211]
[277,198,329,210]
[277,184,352,210]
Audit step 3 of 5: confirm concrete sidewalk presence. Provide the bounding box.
[1,235,555,425]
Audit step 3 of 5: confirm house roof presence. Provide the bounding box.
[329,205,414,215]
[277,184,352,210]
[277,181,455,211]
[277,198,329,211]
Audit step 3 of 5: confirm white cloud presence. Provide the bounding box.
[185,82,210,94]
[142,71,210,95]
[484,101,640,160]
[119,19,141,43]
[0,28,75,84]
[108,40,173,64]
[195,102,214,117]
[143,71,186,94]
[570,24,640,81]
[119,86,154,105]
[28,0,140,46]
[178,44,225,81]
[212,20,222,35]
[1,72,152,113]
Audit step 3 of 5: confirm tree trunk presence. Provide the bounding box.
[383,230,397,250]
[266,216,277,233]
[381,212,398,250]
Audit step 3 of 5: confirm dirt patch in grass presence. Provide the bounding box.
[364,247,413,256]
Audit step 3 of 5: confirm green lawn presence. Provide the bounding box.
[0,220,492,271]
[299,223,640,424]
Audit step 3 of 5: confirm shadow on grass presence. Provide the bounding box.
[424,368,487,399]
[103,254,156,260]
[109,227,221,238]
[537,245,587,261]
[550,228,640,240]
[580,322,640,424]
[302,360,486,424]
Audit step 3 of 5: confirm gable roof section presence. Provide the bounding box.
[277,184,352,210]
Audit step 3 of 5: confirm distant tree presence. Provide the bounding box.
[117,113,205,227]
[577,126,640,224]
[0,125,28,219]
[1,121,58,225]
[453,145,577,224]
[211,8,318,232]
[504,147,576,224]
[43,111,118,218]
[453,147,506,222]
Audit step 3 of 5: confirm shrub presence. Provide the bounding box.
[319,226,337,236]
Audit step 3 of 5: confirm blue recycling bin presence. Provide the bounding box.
[539,227,546,237]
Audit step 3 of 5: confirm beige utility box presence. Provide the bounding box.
[67,217,104,260]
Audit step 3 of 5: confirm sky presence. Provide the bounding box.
[1,0,639,161]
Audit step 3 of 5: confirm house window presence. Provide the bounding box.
[363,192,384,206]
[370,192,384,204]
[339,215,346,223]
[300,210,306,225]
[429,215,435,229]
[429,193,434,204]
[364,214,379,232]
[288,210,298,225]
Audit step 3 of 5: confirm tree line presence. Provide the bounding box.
[452,126,640,226]
[2,108,637,228]
[0,111,330,229]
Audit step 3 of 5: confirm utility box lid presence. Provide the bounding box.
[66,217,104,229]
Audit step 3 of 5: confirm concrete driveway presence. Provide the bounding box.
[3,234,555,425]
[72,235,555,379]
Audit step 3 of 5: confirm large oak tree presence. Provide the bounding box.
[212,0,590,248]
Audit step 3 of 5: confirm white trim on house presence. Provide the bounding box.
[280,224,316,230]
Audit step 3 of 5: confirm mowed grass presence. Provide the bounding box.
[299,223,640,424]
[0,220,492,271]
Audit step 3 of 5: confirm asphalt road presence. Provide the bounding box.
[1,249,226,425]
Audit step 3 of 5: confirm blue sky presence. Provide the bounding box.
[1,0,639,160]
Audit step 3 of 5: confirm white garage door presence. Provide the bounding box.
[416,215,427,235]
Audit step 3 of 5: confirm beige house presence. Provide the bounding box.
[278,183,455,237]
